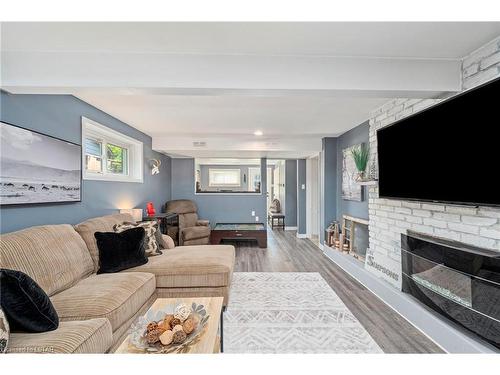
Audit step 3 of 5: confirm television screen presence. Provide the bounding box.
[0,122,81,205]
[377,77,499,207]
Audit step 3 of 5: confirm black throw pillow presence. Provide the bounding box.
[0,269,59,333]
[95,227,148,274]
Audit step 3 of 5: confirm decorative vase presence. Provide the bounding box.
[356,171,367,182]
[146,202,156,216]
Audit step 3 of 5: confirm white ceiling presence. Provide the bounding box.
[75,94,387,138]
[3,22,500,58]
[2,22,500,158]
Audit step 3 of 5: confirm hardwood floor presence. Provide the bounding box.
[230,228,444,353]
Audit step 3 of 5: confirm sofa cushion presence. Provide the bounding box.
[74,213,133,272]
[7,318,112,354]
[50,272,155,331]
[114,221,162,256]
[0,269,59,333]
[0,224,94,296]
[124,245,235,288]
[184,237,210,246]
[182,225,211,241]
[95,228,148,274]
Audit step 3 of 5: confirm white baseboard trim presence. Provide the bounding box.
[296,233,307,238]
[322,245,498,354]
[285,226,297,231]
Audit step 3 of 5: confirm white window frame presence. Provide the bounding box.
[208,168,241,187]
[82,117,143,183]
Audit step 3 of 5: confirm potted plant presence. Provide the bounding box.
[351,144,370,182]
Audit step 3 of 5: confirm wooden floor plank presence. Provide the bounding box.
[229,228,444,353]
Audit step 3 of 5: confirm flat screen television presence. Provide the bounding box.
[377,77,499,207]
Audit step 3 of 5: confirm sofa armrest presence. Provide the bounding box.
[196,220,210,227]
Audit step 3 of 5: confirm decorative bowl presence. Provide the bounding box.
[129,302,209,353]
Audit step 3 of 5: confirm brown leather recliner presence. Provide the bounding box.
[165,199,211,246]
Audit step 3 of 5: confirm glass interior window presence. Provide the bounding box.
[195,158,261,193]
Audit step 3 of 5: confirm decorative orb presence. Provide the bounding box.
[147,322,158,332]
[170,318,181,329]
[172,330,187,344]
[172,324,183,333]
[183,318,195,334]
[174,304,192,322]
[161,314,174,330]
[159,330,174,346]
[146,329,161,344]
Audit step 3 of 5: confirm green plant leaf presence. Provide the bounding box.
[351,144,370,172]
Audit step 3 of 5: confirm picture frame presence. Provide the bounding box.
[0,121,82,206]
[342,143,363,202]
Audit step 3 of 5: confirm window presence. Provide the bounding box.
[82,117,143,183]
[106,143,128,174]
[209,169,241,187]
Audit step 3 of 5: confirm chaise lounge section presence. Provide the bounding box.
[0,213,235,353]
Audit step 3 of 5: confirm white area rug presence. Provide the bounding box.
[223,272,383,353]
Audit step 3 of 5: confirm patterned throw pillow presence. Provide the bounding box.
[114,221,162,257]
[0,309,8,353]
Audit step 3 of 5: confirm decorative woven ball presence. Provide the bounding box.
[147,322,158,332]
[169,318,181,329]
[174,304,192,322]
[159,330,174,346]
[172,329,187,344]
[161,314,174,329]
[172,324,184,333]
[146,328,162,344]
[182,318,195,334]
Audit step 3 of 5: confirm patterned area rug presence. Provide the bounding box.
[223,272,383,353]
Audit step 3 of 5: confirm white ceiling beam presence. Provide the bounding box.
[152,135,322,157]
[1,51,461,97]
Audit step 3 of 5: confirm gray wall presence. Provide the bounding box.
[297,159,307,235]
[0,91,171,234]
[336,121,369,221]
[285,160,297,227]
[320,137,338,243]
[199,164,260,192]
[171,158,267,227]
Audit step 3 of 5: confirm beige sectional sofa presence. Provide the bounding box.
[0,213,235,353]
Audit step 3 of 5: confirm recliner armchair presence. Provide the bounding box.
[165,199,211,246]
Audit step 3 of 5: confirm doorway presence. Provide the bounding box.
[266,159,286,220]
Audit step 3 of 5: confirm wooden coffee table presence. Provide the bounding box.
[115,297,224,354]
[210,222,267,248]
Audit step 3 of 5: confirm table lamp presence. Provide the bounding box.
[119,208,143,222]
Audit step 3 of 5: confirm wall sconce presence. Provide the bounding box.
[119,208,143,222]
[150,159,161,175]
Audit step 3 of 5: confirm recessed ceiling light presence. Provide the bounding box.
[254,130,263,136]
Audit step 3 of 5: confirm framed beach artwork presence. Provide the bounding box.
[342,144,363,202]
[0,122,82,205]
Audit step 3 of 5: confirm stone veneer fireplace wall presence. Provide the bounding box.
[365,37,500,288]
